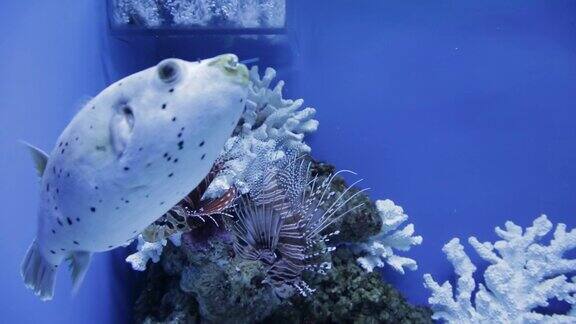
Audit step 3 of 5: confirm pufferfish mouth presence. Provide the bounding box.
[209,54,250,84]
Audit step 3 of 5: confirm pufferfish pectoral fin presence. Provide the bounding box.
[67,251,92,296]
[21,141,49,177]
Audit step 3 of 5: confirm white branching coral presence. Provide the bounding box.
[424,215,576,324]
[206,66,318,198]
[126,233,182,271]
[355,199,422,274]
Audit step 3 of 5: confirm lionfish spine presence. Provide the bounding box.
[231,153,367,297]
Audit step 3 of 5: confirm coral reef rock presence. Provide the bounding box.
[265,247,433,324]
[134,161,431,323]
[424,215,576,324]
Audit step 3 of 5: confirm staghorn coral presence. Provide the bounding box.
[424,215,576,324]
[206,66,319,198]
[355,199,423,274]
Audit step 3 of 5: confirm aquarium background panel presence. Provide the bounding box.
[1,0,576,323]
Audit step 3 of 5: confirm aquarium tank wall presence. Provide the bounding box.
[0,0,575,323]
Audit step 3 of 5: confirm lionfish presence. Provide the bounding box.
[142,163,237,243]
[232,153,368,297]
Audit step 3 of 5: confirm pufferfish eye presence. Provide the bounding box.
[157,59,180,84]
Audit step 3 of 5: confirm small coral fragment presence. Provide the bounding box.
[355,199,422,274]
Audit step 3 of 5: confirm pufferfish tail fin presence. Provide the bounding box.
[21,239,57,301]
[20,141,49,177]
[67,251,92,296]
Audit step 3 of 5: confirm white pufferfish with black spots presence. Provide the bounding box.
[21,54,249,300]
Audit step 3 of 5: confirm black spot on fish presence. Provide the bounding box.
[108,245,113,248]
[124,167,130,171]
[172,117,177,122]
[169,88,174,93]
[163,153,168,158]
[95,186,99,190]
[95,145,106,151]
[61,149,65,154]
[199,140,205,147]
[67,217,72,225]
[177,132,182,138]
[145,194,150,198]
[118,82,122,86]
[65,142,69,146]
[60,248,66,252]
[90,207,96,212]
[139,147,143,151]
[99,199,103,203]
[76,217,80,222]
[160,201,165,206]
[178,141,184,150]
[59,142,63,148]
[173,158,178,163]
[90,125,93,129]
[46,184,50,192]
[51,229,56,234]
[56,188,59,194]
[67,172,70,177]
[125,200,130,204]
[75,136,79,141]
[201,154,206,160]
[167,156,172,161]
[57,218,63,226]
[115,206,120,210]
[146,163,152,167]
[132,230,137,234]
[168,173,173,177]
[240,98,243,103]
[54,206,58,211]
[162,103,167,109]
[180,127,185,131]
[73,241,79,245]
[91,106,95,110]
[52,166,56,174]
[50,250,56,255]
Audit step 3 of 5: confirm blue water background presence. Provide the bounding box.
[1,0,575,322]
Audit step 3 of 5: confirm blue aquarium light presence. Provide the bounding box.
[107,0,286,35]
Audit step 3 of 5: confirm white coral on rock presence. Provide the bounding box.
[205,66,318,198]
[424,215,576,324]
[126,233,182,271]
[355,199,423,274]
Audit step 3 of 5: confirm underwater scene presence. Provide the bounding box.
[1,1,575,323]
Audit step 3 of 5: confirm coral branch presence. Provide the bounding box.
[424,215,576,323]
[355,199,422,274]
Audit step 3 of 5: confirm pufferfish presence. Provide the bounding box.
[21,54,249,301]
